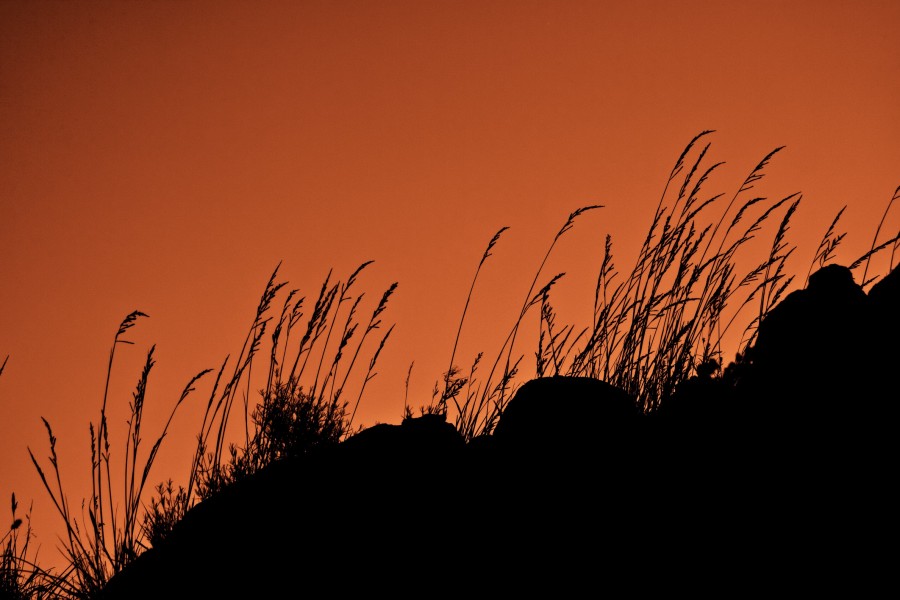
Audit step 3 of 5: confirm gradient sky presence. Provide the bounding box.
[2,0,898,571]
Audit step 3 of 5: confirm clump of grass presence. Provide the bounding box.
[563,132,808,410]
[432,206,602,439]
[850,184,900,285]
[2,494,32,599]
[17,261,397,597]
[26,312,209,596]
[188,261,397,500]
[434,131,899,436]
[2,495,79,599]
[137,261,397,545]
[803,184,899,290]
[138,479,188,550]
[2,493,40,599]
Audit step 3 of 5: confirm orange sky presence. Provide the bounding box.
[2,0,898,572]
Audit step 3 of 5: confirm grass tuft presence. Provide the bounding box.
[26,313,208,596]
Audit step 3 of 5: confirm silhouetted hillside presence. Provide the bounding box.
[96,264,897,597]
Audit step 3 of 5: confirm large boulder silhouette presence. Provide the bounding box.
[864,263,900,403]
[738,265,900,422]
[492,375,642,450]
[700,263,898,495]
[733,264,895,435]
[742,264,866,409]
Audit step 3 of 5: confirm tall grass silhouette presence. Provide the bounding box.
[3,494,54,599]
[11,263,397,597]
[25,312,207,596]
[2,131,897,598]
[188,261,396,501]
[434,130,899,436]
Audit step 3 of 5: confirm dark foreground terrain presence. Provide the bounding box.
[98,265,897,596]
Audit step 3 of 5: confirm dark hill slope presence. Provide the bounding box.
[97,265,897,597]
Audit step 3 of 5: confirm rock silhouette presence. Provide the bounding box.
[492,375,642,450]
[96,265,896,597]
[865,263,900,403]
[738,264,867,420]
[730,264,896,437]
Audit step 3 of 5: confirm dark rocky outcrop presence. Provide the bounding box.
[737,264,868,420]
[730,264,896,439]
[96,265,897,598]
[865,263,900,399]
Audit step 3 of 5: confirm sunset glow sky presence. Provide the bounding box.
[2,0,898,570]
